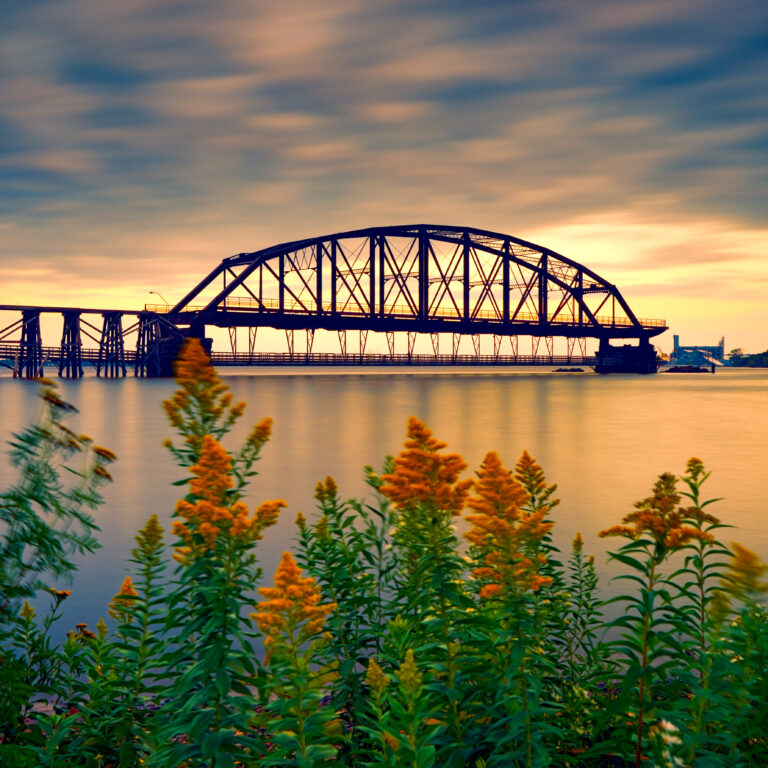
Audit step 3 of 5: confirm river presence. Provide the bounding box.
[1,365,767,631]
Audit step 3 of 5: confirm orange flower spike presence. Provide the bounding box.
[516,508,553,544]
[251,551,335,652]
[469,451,529,518]
[108,576,138,619]
[163,338,249,448]
[173,338,217,385]
[248,417,273,449]
[118,576,137,597]
[479,583,503,598]
[466,451,553,597]
[252,499,285,536]
[599,471,714,560]
[188,436,234,502]
[172,520,192,540]
[514,451,560,518]
[380,417,471,515]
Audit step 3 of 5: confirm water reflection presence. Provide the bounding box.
[1,367,766,630]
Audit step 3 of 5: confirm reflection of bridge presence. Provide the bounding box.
[0,224,667,378]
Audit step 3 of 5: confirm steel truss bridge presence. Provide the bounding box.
[0,224,667,378]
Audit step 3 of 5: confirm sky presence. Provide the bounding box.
[1,0,767,352]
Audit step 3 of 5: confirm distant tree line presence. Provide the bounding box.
[728,348,768,366]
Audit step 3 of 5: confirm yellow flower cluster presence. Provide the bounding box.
[396,649,422,696]
[314,475,339,505]
[108,576,138,620]
[380,417,472,516]
[173,434,284,552]
[365,658,390,696]
[466,451,554,597]
[599,472,713,559]
[134,514,164,556]
[251,551,335,652]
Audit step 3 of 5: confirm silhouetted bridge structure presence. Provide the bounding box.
[0,225,666,378]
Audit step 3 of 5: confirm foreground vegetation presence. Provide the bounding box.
[1,340,767,767]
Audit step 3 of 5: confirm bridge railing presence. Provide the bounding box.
[207,351,596,367]
[1,343,596,370]
[145,298,666,329]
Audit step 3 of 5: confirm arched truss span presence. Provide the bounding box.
[169,225,666,340]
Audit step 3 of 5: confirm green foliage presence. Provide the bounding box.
[3,355,768,767]
[0,381,113,748]
[728,347,768,367]
[0,381,109,612]
[294,473,397,760]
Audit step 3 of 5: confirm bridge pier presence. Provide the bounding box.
[59,311,83,378]
[135,314,198,377]
[14,309,44,379]
[595,338,658,374]
[97,312,127,378]
[135,314,161,377]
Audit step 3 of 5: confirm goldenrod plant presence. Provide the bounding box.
[149,339,284,768]
[250,550,337,766]
[2,345,768,766]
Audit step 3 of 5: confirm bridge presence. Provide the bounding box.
[0,224,667,378]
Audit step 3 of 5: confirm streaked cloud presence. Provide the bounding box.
[0,0,766,348]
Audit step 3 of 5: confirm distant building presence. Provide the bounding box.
[670,335,726,366]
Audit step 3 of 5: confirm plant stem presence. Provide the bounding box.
[635,558,656,768]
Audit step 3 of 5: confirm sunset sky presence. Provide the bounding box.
[1,0,767,352]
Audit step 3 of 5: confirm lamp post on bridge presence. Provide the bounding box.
[148,290,169,310]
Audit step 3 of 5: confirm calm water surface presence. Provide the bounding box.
[1,366,767,631]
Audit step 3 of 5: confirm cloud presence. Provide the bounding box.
[0,0,766,347]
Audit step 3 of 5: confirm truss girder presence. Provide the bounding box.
[170,225,664,341]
